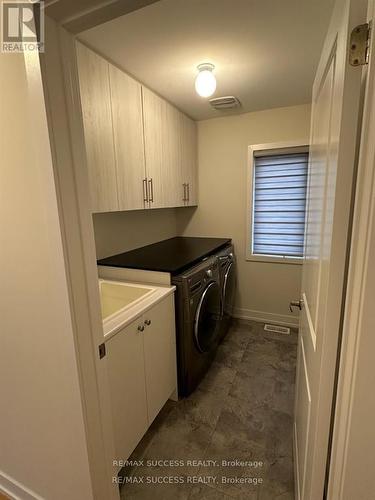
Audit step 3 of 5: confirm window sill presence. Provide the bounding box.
[245,254,303,265]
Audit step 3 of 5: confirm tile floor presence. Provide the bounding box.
[119,319,298,499]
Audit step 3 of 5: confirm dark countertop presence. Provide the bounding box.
[97,237,231,275]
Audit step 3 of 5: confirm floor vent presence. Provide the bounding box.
[264,324,290,335]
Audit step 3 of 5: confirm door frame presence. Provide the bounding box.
[327,0,375,496]
[40,17,119,500]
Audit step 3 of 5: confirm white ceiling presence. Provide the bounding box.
[79,0,335,121]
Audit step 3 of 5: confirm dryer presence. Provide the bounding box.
[217,244,236,342]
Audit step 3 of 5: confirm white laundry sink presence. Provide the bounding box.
[99,280,155,320]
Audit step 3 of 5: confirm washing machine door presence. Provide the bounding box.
[194,281,221,353]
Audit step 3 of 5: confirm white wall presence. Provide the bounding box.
[177,104,311,326]
[0,49,93,499]
[93,208,178,259]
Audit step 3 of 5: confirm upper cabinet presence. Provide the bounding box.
[143,88,183,208]
[76,42,198,213]
[76,42,118,213]
[109,64,146,211]
[181,113,198,206]
[141,87,166,209]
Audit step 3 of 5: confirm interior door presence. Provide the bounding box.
[293,0,368,498]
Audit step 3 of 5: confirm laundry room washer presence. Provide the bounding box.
[172,256,222,397]
[217,244,236,342]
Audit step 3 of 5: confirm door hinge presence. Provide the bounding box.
[349,22,372,66]
[98,343,106,359]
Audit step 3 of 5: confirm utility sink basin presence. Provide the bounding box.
[99,280,155,321]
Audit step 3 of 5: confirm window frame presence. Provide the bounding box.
[246,141,309,265]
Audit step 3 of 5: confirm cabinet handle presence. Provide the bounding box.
[182,183,186,201]
[187,183,190,202]
[148,178,154,202]
[144,319,151,326]
[143,178,148,203]
[138,324,145,332]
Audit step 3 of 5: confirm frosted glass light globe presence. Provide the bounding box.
[195,64,216,98]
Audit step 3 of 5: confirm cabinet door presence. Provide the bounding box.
[181,114,198,206]
[76,42,118,212]
[143,295,177,424]
[187,118,198,206]
[142,87,165,208]
[163,102,184,207]
[109,65,147,210]
[106,320,148,461]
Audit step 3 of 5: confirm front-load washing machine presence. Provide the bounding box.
[172,256,222,397]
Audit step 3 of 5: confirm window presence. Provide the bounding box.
[247,144,309,263]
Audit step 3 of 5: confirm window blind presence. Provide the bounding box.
[252,151,308,258]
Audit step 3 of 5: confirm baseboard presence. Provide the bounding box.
[232,307,299,328]
[0,470,42,500]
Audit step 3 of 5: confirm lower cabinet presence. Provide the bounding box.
[143,294,177,423]
[106,294,176,462]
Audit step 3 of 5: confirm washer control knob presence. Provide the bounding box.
[206,269,213,279]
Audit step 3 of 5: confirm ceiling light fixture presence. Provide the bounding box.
[195,63,216,98]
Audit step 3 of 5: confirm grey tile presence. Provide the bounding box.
[124,400,177,464]
[198,361,237,397]
[119,319,297,499]
[274,492,295,500]
[231,318,259,329]
[120,466,190,500]
[239,339,297,383]
[224,324,254,347]
[196,413,267,498]
[173,388,224,430]
[246,335,294,356]
[205,410,268,458]
[257,456,295,499]
[214,341,246,369]
[142,407,214,475]
[188,483,235,499]
[271,379,295,417]
[229,369,275,408]
[221,397,294,458]
[242,342,281,367]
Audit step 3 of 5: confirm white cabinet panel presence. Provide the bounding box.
[142,87,166,208]
[76,42,118,213]
[143,295,177,424]
[181,113,198,206]
[162,102,183,208]
[142,88,196,209]
[106,320,148,461]
[109,65,146,210]
[105,294,177,462]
